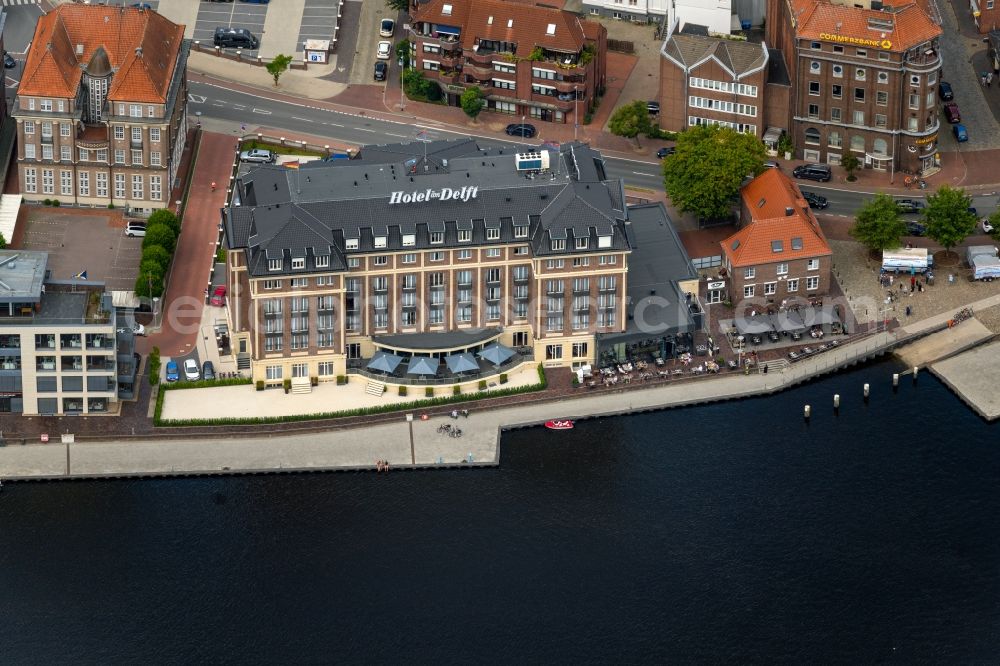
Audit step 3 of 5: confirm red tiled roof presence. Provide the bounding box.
[414,0,592,56]
[18,4,184,103]
[722,169,831,267]
[792,0,941,52]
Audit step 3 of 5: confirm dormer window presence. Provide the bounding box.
[316,255,330,268]
[546,23,556,35]
[507,19,513,28]
[374,236,387,248]
[486,228,500,241]
[551,239,565,251]
[514,225,528,238]
[268,258,282,271]
[346,238,359,250]
[597,235,612,248]
[771,240,784,253]
[487,15,493,24]
[458,229,472,242]
[430,231,444,244]
[402,234,416,246]
[292,257,306,270]
[575,237,588,250]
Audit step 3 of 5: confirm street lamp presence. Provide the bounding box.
[574,85,579,141]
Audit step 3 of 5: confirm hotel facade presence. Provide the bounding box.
[222,140,700,387]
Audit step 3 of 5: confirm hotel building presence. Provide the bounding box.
[221,140,701,387]
[13,4,188,215]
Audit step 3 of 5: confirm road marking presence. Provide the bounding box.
[356,128,376,132]
[386,132,408,138]
[291,116,315,123]
[631,171,656,177]
[188,94,207,103]
[327,122,344,127]
[252,108,272,115]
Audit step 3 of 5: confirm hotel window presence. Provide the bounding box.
[777,263,788,275]
[547,259,564,269]
[743,285,755,298]
[744,267,755,279]
[514,225,528,238]
[492,79,515,90]
[401,311,417,326]
[264,337,283,352]
[24,168,36,194]
[23,121,34,134]
[808,81,820,96]
[131,127,142,143]
[807,104,819,119]
[458,229,471,242]
[429,309,444,324]
[150,176,161,201]
[457,306,472,323]
[74,147,86,162]
[60,170,72,195]
[373,256,387,266]
[909,93,920,109]
[806,276,819,290]
[513,246,528,256]
[315,275,331,286]
[289,334,308,350]
[457,270,472,285]
[129,104,142,117]
[96,173,108,197]
[457,249,471,259]
[599,276,616,291]
[423,43,440,54]
[430,231,444,244]
[24,144,35,160]
[547,279,564,294]
[486,268,501,283]
[151,152,161,167]
[572,257,589,267]
[268,258,282,271]
[290,278,308,289]
[347,258,359,268]
[429,252,444,262]
[546,315,563,331]
[851,135,865,151]
[42,145,53,161]
[486,227,501,240]
[831,108,842,122]
[423,61,440,71]
[828,131,842,148]
[486,248,501,258]
[532,68,557,80]
[263,281,281,292]
[907,117,918,131]
[805,128,820,145]
[266,366,283,380]
[832,65,843,78]
[832,84,842,99]
[875,114,887,129]
[852,110,864,125]
[60,146,71,161]
[787,278,799,292]
[429,272,444,287]
[486,304,501,321]
[374,236,387,248]
[494,62,516,73]
[78,172,89,196]
[402,253,416,264]
[131,174,143,199]
[150,128,161,142]
[97,149,107,162]
[807,259,820,271]
[318,362,335,376]
[115,149,125,164]
[855,68,866,81]
[316,255,330,268]
[546,344,563,360]
[572,313,590,330]
[764,282,777,295]
[458,288,473,303]
[114,125,125,140]
[514,302,528,319]
[60,123,71,137]
[551,239,565,251]
[877,91,888,106]
[41,169,54,194]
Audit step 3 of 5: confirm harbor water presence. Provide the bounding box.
[2,358,999,663]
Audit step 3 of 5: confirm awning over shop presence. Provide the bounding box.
[802,307,840,326]
[734,315,774,335]
[367,350,403,374]
[770,311,805,333]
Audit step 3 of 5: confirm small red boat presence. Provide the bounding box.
[545,419,574,430]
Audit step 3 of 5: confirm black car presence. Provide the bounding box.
[905,221,926,236]
[896,199,925,213]
[791,164,832,182]
[505,123,537,138]
[202,361,216,381]
[647,101,660,115]
[373,61,387,81]
[656,146,675,158]
[938,81,954,101]
[3,52,15,69]
[801,191,828,209]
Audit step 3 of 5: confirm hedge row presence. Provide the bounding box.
[154,364,547,427]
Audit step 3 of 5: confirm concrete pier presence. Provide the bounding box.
[929,340,1000,421]
[894,318,994,369]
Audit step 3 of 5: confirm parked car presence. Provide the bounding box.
[896,199,925,214]
[239,148,275,163]
[374,61,387,81]
[968,207,979,217]
[943,102,961,124]
[646,101,660,114]
[791,163,832,182]
[656,147,675,158]
[801,191,828,209]
[905,221,927,236]
[131,2,152,8]
[125,222,146,237]
[763,160,780,170]
[165,361,179,382]
[376,41,392,60]
[183,358,200,381]
[202,361,216,381]
[211,285,227,306]
[3,52,16,69]
[505,123,536,138]
[953,123,968,143]
[982,217,994,234]
[213,27,259,49]
[938,81,954,101]
[116,322,145,336]
[380,19,395,37]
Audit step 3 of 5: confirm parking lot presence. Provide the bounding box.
[297,0,340,53]
[19,208,142,291]
[192,2,268,57]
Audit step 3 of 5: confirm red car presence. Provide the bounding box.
[943,102,961,124]
[210,285,227,306]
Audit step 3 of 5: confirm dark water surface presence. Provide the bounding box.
[2,359,1000,664]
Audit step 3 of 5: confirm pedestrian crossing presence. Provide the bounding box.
[0,0,39,6]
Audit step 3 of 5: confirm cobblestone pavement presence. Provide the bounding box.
[829,239,1000,333]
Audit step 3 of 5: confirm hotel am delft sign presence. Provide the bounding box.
[389,186,479,205]
[817,33,893,49]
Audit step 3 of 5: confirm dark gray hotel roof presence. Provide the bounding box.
[225,140,632,277]
[373,327,502,352]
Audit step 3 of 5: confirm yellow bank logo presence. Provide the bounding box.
[818,33,893,49]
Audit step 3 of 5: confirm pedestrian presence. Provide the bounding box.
[211,181,217,191]
[990,73,994,86]
[905,305,912,317]
[240,123,246,132]
[910,276,916,290]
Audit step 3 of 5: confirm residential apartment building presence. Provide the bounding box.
[767,0,943,174]
[222,140,699,386]
[582,0,764,31]
[0,251,140,416]
[409,0,607,124]
[719,168,832,305]
[13,4,188,214]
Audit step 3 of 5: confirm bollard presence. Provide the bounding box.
[912,366,918,382]
[892,373,899,387]
[804,405,811,421]
[863,383,870,402]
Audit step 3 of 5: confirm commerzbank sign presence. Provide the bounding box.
[818,33,892,49]
[388,186,479,205]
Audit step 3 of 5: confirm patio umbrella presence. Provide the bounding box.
[477,343,515,366]
[406,356,439,377]
[734,316,773,335]
[802,307,839,326]
[771,311,806,333]
[367,350,403,374]
[445,352,479,374]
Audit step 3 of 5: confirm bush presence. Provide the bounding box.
[399,386,407,396]
[52,200,60,207]
[536,363,548,387]
[142,224,177,255]
[283,378,291,393]
[310,376,318,386]
[499,373,508,384]
[148,346,161,386]
[336,375,347,385]
[572,376,580,386]
[216,248,226,263]
[147,209,181,236]
[43,199,51,206]
[256,380,264,391]
[453,385,461,395]
[478,379,487,391]
[425,387,434,397]
[108,203,115,209]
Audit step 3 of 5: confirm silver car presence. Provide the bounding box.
[240,148,275,163]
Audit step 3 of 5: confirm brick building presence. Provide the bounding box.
[719,168,832,306]
[409,0,606,124]
[13,4,188,214]
[767,0,943,174]
[970,0,1000,33]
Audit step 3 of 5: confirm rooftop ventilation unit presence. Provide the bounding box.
[515,151,550,172]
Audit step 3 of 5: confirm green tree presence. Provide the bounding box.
[395,39,410,67]
[146,209,180,236]
[142,224,176,255]
[986,210,1000,241]
[608,101,651,147]
[148,346,161,386]
[141,245,173,273]
[849,193,906,253]
[386,0,408,11]
[842,154,860,181]
[135,260,166,299]
[922,185,977,254]
[266,54,293,87]
[460,86,484,119]
[662,124,767,221]
[0,231,6,249]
